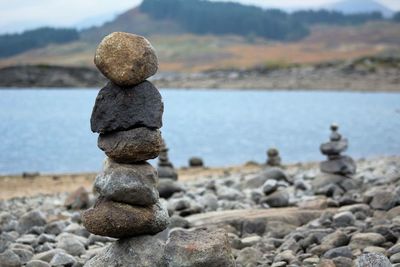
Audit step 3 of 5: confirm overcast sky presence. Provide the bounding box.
[1,0,399,34]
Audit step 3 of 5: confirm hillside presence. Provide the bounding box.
[0,22,399,73]
[325,0,394,17]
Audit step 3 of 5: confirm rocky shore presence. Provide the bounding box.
[1,56,399,91]
[1,156,400,266]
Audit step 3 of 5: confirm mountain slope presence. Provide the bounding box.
[325,0,394,17]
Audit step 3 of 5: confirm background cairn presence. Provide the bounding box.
[266,147,282,167]
[157,140,184,199]
[82,32,169,240]
[320,124,356,176]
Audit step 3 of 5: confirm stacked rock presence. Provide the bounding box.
[157,140,178,180]
[82,32,169,238]
[319,124,356,176]
[266,147,282,167]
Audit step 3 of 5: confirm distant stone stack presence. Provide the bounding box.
[82,32,169,238]
[266,148,282,167]
[320,124,356,176]
[157,140,178,180]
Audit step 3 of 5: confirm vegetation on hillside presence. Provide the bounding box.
[140,0,384,41]
[0,27,79,58]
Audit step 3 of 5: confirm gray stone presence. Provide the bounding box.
[370,190,398,210]
[26,260,51,267]
[90,81,163,133]
[158,166,178,180]
[49,251,77,266]
[189,157,204,168]
[94,159,159,206]
[320,139,348,155]
[98,128,162,163]
[12,248,33,264]
[320,155,356,175]
[44,221,66,236]
[350,233,386,250]
[84,235,166,267]
[392,253,400,264]
[0,249,21,267]
[246,168,289,189]
[357,253,392,267]
[323,246,352,259]
[236,247,263,266]
[261,190,289,207]
[82,198,169,238]
[64,187,90,210]
[333,256,353,267]
[94,32,158,87]
[17,211,46,234]
[164,228,235,267]
[169,215,190,229]
[333,211,355,227]
[157,179,184,199]
[33,249,65,263]
[262,179,278,195]
[56,234,86,256]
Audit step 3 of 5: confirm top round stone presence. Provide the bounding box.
[94,32,158,87]
[330,124,339,131]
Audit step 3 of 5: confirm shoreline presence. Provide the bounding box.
[1,156,398,200]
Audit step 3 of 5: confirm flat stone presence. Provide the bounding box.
[94,32,158,87]
[26,260,51,267]
[157,166,178,180]
[84,235,166,267]
[320,155,356,175]
[260,190,289,207]
[164,228,235,267]
[98,128,162,163]
[350,233,386,250]
[94,159,159,206]
[320,139,348,155]
[49,251,77,266]
[90,81,163,133]
[82,198,169,238]
[323,246,352,259]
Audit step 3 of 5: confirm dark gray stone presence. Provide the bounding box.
[90,81,163,133]
[98,128,162,163]
[84,235,166,267]
[320,139,348,156]
[323,246,352,259]
[94,159,159,206]
[189,157,204,168]
[333,211,355,227]
[261,190,289,207]
[164,228,235,267]
[157,179,184,199]
[320,155,356,175]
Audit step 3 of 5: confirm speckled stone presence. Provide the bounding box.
[94,32,158,86]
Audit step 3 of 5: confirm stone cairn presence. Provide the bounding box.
[157,140,178,180]
[266,147,282,167]
[82,32,169,239]
[320,124,356,176]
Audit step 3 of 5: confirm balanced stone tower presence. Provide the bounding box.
[320,124,356,176]
[82,32,169,238]
[157,140,178,180]
[266,147,282,167]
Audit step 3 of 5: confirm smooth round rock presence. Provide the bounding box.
[98,128,162,163]
[90,81,163,134]
[82,198,169,238]
[94,32,158,87]
[94,158,159,206]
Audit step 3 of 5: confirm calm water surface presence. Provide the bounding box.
[0,88,399,174]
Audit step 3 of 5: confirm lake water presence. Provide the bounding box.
[0,89,399,175]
